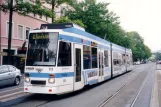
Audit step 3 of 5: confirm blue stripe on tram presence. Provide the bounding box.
[26,72,74,78]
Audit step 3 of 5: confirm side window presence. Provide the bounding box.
[122,54,125,64]
[0,67,3,74]
[0,66,9,73]
[58,41,71,66]
[83,45,91,69]
[8,66,16,71]
[91,48,97,68]
[113,59,117,65]
[104,50,109,67]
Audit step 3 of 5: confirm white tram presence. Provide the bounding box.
[24,23,133,94]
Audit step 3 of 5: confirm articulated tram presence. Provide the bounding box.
[24,23,133,94]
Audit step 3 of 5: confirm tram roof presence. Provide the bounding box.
[41,23,111,45]
[39,23,131,52]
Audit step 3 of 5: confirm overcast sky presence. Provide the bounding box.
[97,0,161,51]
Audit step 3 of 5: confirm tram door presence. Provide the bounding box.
[74,44,84,91]
[98,49,104,82]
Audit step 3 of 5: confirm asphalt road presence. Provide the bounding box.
[0,63,156,107]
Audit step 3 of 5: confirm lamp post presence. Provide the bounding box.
[7,0,14,64]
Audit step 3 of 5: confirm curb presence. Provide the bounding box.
[150,70,159,107]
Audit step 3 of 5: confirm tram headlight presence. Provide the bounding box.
[24,77,30,83]
[48,78,55,84]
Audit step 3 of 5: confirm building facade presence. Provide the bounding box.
[0,0,84,65]
[0,0,52,65]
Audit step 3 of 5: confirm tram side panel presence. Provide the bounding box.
[112,50,122,77]
[125,49,132,71]
[111,44,127,77]
[82,47,111,86]
[121,48,127,74]
[103,49,112,81]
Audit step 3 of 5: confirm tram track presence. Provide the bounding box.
[99,64,153,107]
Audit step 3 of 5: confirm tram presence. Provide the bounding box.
[24,23,133,94]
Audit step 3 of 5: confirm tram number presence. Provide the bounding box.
[49,68,53,71]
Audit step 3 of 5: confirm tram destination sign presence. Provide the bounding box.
[30,33,49,40]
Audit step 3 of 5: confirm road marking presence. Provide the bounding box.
[0,93,30,102]
[0,91,24,100]
[0,87,23,94]
[130,70,151,107]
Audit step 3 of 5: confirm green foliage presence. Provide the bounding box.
[0,0,53,17]
[153,52,161,60]
[55,17,72,23]
[72,20,86,28]
[55,17,86,28]
[45,0,73,7]
[65,0,151,61]
[127,31,151,61]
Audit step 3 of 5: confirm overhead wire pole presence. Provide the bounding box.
[8,0,14,64]
[52,0,55,23]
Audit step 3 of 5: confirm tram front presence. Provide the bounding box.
[24,31,73,94]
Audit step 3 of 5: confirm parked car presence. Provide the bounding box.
[156,60,161,64]
[135,61,140,65]
[0,65,21,87]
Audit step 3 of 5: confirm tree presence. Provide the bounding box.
[44,0,73,22]
[55,16,86,28]
[0,0,52,17]
[144,45,151,59]
[127,31,151,61]
[66,0,129,47]
[66,0,108,36]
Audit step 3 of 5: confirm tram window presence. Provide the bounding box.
[58,41,71,66]
[122,54,126,64]
[83,45,91,69]
[104,50,109,67]
[119,59,122,65]
[114,59,120,65]
[113,59,116,65]
[91,48,97,68]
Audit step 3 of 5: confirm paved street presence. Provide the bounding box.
[156,66,161,107]
[0,63,156,107]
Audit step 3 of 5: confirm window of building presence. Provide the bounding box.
[58,41,71,66]
[83,45,91,69]
[18,25,23,39]
[39,15,42,19]
[60,7,66,17]
[2,49,15,65]
[46,16,48,21]
[6,22,14,37]
[104,50,109,67]
[26,27,30,39]
[91,48,97,68]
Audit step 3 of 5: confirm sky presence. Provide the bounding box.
[97,0,161,51]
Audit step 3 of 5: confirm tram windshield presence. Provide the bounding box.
[26,32,58,66]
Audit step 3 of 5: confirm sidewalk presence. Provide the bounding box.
[151,64,161,107]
